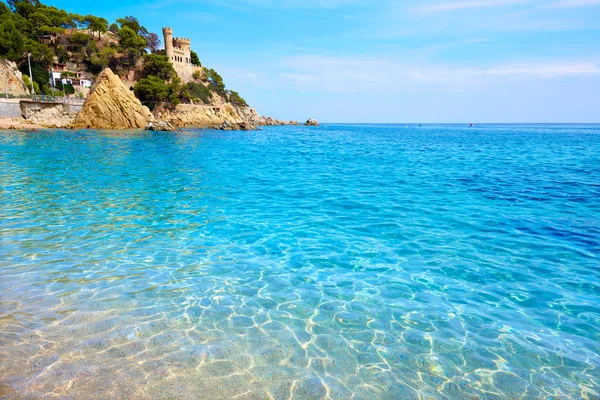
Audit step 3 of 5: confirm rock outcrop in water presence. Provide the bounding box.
[145,121,179,132]
[218,120,257,131]
[71,68,154,129]
[305,118,319,126]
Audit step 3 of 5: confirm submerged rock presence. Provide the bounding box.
[145,121,179,132]
[305,118,319,126]
[71,68,154,129]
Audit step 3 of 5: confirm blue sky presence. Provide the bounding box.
[18,0,600,122]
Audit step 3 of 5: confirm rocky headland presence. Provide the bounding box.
[2,67,307,131]
[0,2,316,132]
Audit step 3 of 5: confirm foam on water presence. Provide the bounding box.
[1,124,599,399]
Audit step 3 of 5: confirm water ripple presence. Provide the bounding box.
[1,124,599,399]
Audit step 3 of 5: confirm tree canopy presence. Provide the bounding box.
[190,50,201,66]
[141,54,176,81]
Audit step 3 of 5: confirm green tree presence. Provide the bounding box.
[190,50,201,66]
[141,54,175,81]
[116,16,147,37]
[85,15,107,39]
[108,23,119,34]
[29,11,51,34]
[63,82,75,95]
[23,38,54,66]
[228,90,248,108]
[166,76,181,106]
[134,75,168,109]
[0,17,25,61]
[87,45,118,74]
[69,31,91,46]
[206,68,226,96]
[182,82,213,105]
[118,26,147,64]
[20,61,49,93]
[8,0,41,13]
[22,74,40,94]
[12,0,40,19]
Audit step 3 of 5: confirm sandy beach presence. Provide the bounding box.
[0,118,45,130]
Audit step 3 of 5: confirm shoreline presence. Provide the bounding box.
[0,117,305,131]
[0,118,46,130]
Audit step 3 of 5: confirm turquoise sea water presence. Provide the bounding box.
[0,124,599,399]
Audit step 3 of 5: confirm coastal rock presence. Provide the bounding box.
[157,103,243,128]
[218,120,257,131]
[235,106,299,126]
[145,121,179,132]
[0,59,29,96]
[305,118,319,126]
[71,68,154,129]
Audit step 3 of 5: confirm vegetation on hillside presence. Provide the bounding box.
[0,0,249,109]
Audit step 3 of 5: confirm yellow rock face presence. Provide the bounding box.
[157,103,244,128]
[0,59,29,96]
[71,68,154,129]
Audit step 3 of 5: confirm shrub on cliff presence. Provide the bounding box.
[181,82,213,105]
[134,75,180,110]
[19,61,50,93]
[134,76,167,109]
[206,68,226,96]
[64,82,75,95]
[22,75,40,94]
[228,91,248,108]
[190,50,201,67]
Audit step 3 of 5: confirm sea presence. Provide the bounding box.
[0,124,599,399]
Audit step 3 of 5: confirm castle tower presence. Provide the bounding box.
[163,27,173,59]
[161,27,199,84]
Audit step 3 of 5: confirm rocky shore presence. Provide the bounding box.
[0,67,314,131]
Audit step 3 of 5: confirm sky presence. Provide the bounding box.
[16,0,600,122]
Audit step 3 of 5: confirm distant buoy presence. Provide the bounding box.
[470,124,473,127]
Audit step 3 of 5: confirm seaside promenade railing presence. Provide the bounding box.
[30,95,86,105]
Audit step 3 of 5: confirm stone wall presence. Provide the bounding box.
[0,99,22,118]
[20,101,82,127]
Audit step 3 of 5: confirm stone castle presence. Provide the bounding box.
[162,27,201,83]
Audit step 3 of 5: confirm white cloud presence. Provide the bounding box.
[413,0,537,14]
[220,55,600,95]
[544,0,600,7]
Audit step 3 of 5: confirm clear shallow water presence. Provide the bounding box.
[0,124,599,399]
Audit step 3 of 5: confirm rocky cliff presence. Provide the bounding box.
[155,103,242,128]
[0,59,29,96]
[71,68,154,129]
[152,103,299,130]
